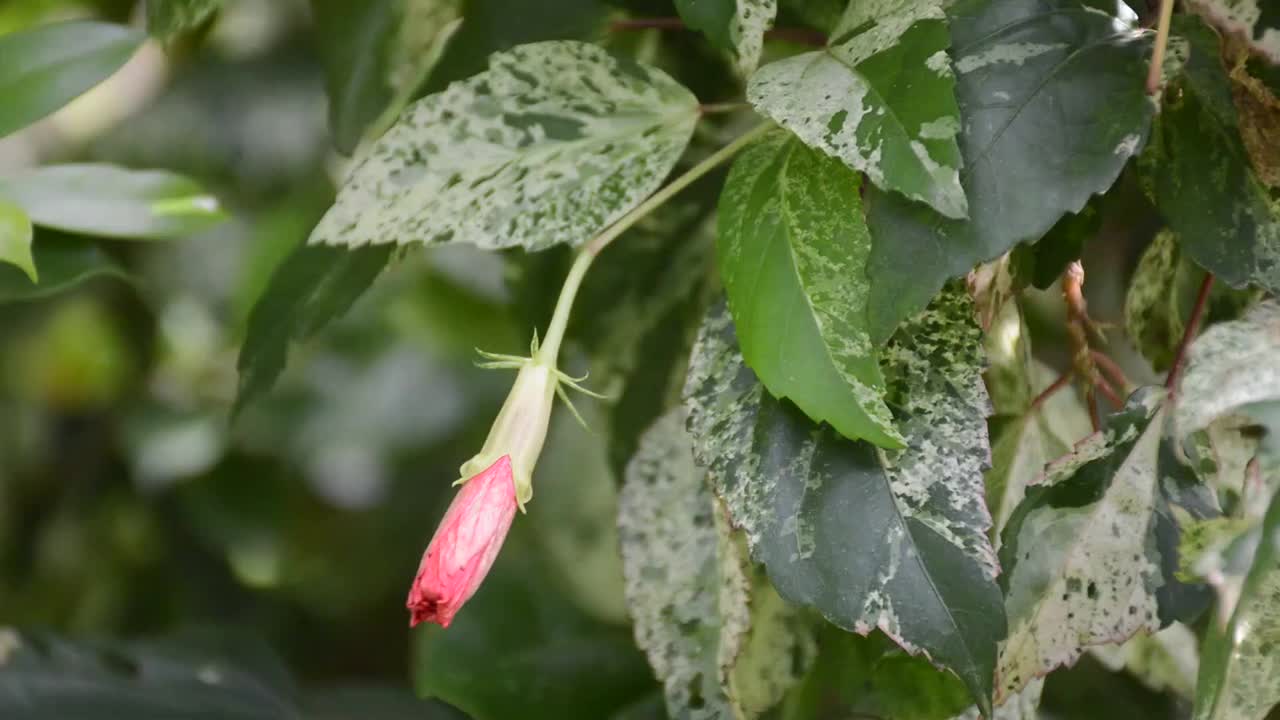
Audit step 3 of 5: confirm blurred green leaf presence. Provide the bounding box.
[412,534,656,720]
[234,243,393,415]
[146,0,221,40]
[0,164,226,240]
[0,20,144,137]
[303,687,470,720]
[310,0,461,154]
[0,198,35,281]
[0,236,130,303]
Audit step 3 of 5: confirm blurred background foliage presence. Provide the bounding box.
[0,0,1229,718]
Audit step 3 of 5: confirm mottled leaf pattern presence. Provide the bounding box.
[749,4,967,219]
[717,131,900,448]
[1174,299,1280,473]
[864,0,1153,341]
[1148,16,1280,296]
[1188,0,1280,63]
[683,290,1004,713]
[674,0,776,75]
[1190,491,1280,720]
[619,409,812,720]
[309,41,699,251]
[998,389,1216,702]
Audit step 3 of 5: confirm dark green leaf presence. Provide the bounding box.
[674,0,775,73]
[146,0,221,39]
[998,388,1216,702]
[1010,203,1100,291]
[303,687,470,720]
[0,237,130,303]
[717,131,900,447]
[864,0,1153,341]
[1147,16,1280,296]
[0,164,227,240]
[683,290,1004,713]
[0,21,144,138]
[234,244,393,415]
[0,629,298,720]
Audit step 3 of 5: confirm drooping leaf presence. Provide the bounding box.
[1174,299,1280,473]
[412,530,656,720]
[619,409,813,720]
[1147,16,1280,296]
[864,0,1153,341]
[674,0,777,74]
[997,388,1217,702]
[0,237,131,303]
[1188,491,1280,720]
[683,289,1004,713]
[146,0,221,39]
[309,41,699,252]
[310,0,462,154]
[234,244,393,415]
[0,164,226,240]
[749,3,967,219]
[0,21,145,137]
[717,131,900,447]
[0,198,35,282]
[1188,0,1280,63]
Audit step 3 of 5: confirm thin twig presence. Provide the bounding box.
[1029,371,1073,411]
[1087,387,1102,431]
[1094,373,1124,408]
[1090,350,1130,396]
[1147,0,1176,94]
[1166,273,1215,392]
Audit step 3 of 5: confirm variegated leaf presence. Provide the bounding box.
[997,388,1216,702]
[1175,299,1280,475]
[748,2,967,219]
[309,41,699,251]
[1124,230,1203,373]
[864,0,1152,341]
[1147,16,1280,297]
[1188,0,1280,63]
[1186,491,1280,720]
[620,409,813,720]
[717,131,900,448]
[683,288,1004,714]
[673,0,777,75]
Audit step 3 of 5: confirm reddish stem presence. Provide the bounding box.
[1094,374,1124,408]
[1166,273,1215,392]
[1087,388,1102,432]
[1090,350,1130,396]
[1029,371,1073,411]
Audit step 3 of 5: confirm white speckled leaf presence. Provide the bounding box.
[619,409,812,720]
[683,287,1005,714]
[1188,0,1280,62]
[309,41,699,251]
[997,388,1217,702]
[673,0,776,75]
[717,131,900,448]
[748,3,967,219]
[1188,491,1280,720]
[1124,230,1202,373]
[1175,299,1280,474]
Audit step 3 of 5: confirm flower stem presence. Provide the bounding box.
[1146,0,1175,95]
[536,122,773,363]
[1165,272,1215,392]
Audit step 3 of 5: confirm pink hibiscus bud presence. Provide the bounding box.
[407,454,518,627]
